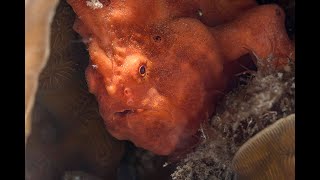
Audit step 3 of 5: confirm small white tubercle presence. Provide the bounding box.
[198,9,203,17]
[86,0,103,10]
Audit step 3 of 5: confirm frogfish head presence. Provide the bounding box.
[85,28,225,155]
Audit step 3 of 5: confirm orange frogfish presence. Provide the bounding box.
[67,0,294,155]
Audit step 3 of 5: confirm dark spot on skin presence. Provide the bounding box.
[124,88,129,95]
[153,35,162,42]
[100,0,110,5]
[275,8,281,16]
[115,70,121,75]
[123,87,132,96]
[115,59,123,66]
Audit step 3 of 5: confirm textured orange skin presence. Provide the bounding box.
[67,0,294,155]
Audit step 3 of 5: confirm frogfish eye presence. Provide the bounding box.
[139,65,146,76]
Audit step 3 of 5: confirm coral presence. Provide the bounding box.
[38,1,80,91]
[67,0,294,155]
[211,63,295,154]
[26,100,125,180]
[25,0,60,144]
[26,103,76,180]
[39,58,77,90]
[26,1,125,180]
[132,148,174,180]
[171,140,234,180]
[232,114,295,180]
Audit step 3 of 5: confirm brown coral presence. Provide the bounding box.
[25,0,59,144]
[232,114,295,180]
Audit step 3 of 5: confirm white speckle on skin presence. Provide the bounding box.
[198,9,203,17]
[92,64,98,69]
[86,0,103,10]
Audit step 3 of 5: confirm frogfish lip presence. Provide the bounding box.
[113,108,144,118]
[114,109,134,117]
